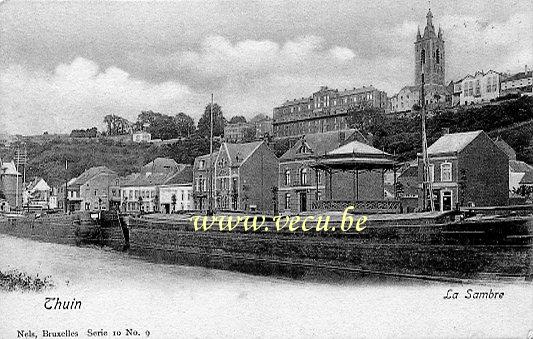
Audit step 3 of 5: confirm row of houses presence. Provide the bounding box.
[2,128,531,215]
[55,158,193,214]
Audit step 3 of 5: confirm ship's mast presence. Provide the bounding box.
[421,73,435,212]
[208,93,214,215]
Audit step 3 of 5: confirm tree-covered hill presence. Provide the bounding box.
[348,96,533,163]
[3,135,218,188]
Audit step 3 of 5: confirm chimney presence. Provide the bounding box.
[525,65,528,74]
[442,127,450,135]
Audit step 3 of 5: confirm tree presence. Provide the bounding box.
[174,112,195,137]
[103,114,131,136]
[197,103,226,138]
[243,126,256,142]
[136,110,182,140]
[229,115,247,124]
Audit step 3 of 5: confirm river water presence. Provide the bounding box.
[0,234,532,338]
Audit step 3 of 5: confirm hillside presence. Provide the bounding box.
[351,96,533,163]
[1,135,216,188]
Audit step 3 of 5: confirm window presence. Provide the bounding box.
[436,48,440,64]
[421,49,426,64]
[199,160,205,169]
[285,193,291,209]
[285,170,291,186]
[316,170,322,184]
[441,163,452,182]
[300,168,308,185]
[475,80,480,95]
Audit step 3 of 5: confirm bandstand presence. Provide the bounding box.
[310,140,400,213]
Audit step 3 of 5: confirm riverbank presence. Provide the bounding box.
[1,234,532,338]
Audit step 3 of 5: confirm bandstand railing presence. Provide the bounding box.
[310,200,401,214]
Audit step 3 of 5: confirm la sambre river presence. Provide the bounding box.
[1,234,532,338]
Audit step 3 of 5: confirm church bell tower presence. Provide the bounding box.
[415,9,445,86]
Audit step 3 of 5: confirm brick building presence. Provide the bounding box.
[278,129,369,213]
[273,85,387,138]
[192,152,218,211]
[278,129,383,213]
[214,141,278,213]
[418,130,509,210]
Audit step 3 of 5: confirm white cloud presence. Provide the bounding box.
[168,35,358,79]
[0,57,196,135]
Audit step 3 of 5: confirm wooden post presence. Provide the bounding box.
[393,166,397,199]
[356,168,359,200]
[382,168,385,199]
[315,169,319,201]
[352,169,356,203]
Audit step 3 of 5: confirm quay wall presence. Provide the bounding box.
[0,213,124,250]
[1,212,532,281]
[125,216,533,280]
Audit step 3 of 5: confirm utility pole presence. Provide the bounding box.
[208,94,214,215]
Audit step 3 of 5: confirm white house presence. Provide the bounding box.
[459,70,501,105]
[132,131,151,143]
[158,166,193,213]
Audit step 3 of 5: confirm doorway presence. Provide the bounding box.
[441,190,453,211]
[299,192,307,212]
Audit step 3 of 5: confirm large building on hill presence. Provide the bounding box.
[272,85,388,138]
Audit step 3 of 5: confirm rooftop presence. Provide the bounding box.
[224,141,264,166]
[70,166,116,187]
[280,129,365,160]
[427,130,483,155]
[328,140,390,156]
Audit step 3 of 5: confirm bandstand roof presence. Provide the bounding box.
[311,140,396,171]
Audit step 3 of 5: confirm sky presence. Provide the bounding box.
[0,0,532,135]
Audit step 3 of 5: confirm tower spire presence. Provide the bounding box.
[426,8,433,27]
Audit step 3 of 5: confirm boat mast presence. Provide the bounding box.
[421,72,435,212]
[208,93,214,215]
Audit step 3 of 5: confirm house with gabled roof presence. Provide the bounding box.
[63,166,118,212]
[214,140,278,212]
[158,165,193,213]
[22,177,52,209]
[278,129,388,213]
[418,130,509,211]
